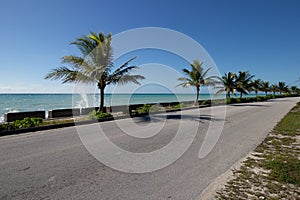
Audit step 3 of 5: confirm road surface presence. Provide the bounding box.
[0,97,299,200]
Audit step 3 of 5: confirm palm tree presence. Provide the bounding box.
[252,79,262,96]
[261,81,270,96]
[270,84,279,95]
[283,86,290,94]
[215,72,236,98]
[290,86,298,94]
[177,60,219,104]
[236,71,254,98]
[45,32,145,112]
[278,82,286,95]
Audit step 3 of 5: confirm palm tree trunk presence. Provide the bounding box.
[255,91,258,97]
[240,92,242,99]
[195,86,200,105]
[226,91,230,98]
[265,91,267,96]
[99,88,105,112]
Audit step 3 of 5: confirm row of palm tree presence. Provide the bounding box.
[216,71,255,98]
[45,31,299,111]
[216,71,299,98]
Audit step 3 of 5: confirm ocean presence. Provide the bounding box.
[0,93,262,122]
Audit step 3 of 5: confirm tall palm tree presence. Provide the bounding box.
[278,82,286,95]
[270,84,279,95]
[236,71,254,98]
[177,60,219,104]
[215,72,236,98]
[252,79,262,96]
[261,81,270,96]
[45,32,145,112]
[291,86,298,94]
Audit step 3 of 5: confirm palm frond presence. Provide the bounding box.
[61,55,88,69]
[111,57,137,77]
[113,74,145,85]
[182,68,190,76]
[201,67,212,79]
[177,77,192,82]
[214,88,226,96]
[45,67,78,83]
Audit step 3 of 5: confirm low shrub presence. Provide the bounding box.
[0,117,43,132]
[13,117,43,129]
[226,98,232,104]
[0,123,15,132]
[88,111,112,120]
[136,104,152,114]
[172,103,183,109]
[136,104,162,114]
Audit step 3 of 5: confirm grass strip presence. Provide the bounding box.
[215,102,300,199]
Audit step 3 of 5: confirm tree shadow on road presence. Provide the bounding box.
[132,114,224,124]
[229,104,270,107]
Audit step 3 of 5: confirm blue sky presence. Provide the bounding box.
[0,0,300,93]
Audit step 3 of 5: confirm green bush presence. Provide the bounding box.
[88,111,112,120]
[136,104,151,114]
[0,123,15,132]
[226,98,232,104]
[172,103,183,109]
[13,117,43,129]
[136,104,161,114]
[0,117,43,132]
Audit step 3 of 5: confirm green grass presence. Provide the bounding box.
[215,101,300,199]
[265,157,300,185]
[274,102,300,136]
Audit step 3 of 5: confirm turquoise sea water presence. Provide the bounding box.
[0,93,262,122]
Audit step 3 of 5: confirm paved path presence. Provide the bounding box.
[0,97,299,200]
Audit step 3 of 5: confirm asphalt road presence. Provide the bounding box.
[0,97,299,200]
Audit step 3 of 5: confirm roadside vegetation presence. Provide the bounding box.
[88,111,112,120]
[0,117,44,132]
[1,94,299,135]
[215,102,300,199]
[135,103,183,115]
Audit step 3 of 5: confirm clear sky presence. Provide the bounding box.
[1,0,300,93]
